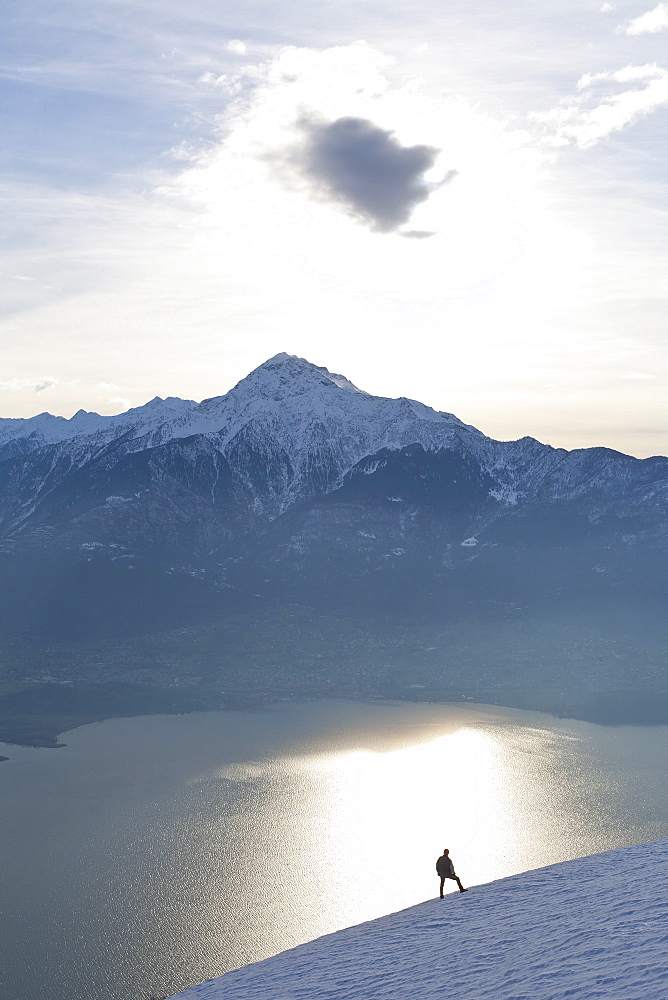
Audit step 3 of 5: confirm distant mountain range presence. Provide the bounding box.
[1,352,667,733]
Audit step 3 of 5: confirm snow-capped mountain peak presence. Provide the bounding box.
[0,353,500,535]
[0,355,470,465]
[187,354,485,503]
[221,353,369,404]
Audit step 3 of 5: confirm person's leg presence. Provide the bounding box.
[454,876,467,892]
[439,876,445,898]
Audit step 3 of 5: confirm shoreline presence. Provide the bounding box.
[0,683,263,754]
[1,681,668,755]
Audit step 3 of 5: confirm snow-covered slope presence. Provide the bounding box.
[169,839,668,1000]
[0,395,199,456]
[0,353,490,505]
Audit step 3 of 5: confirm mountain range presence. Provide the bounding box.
[1,352,667,737]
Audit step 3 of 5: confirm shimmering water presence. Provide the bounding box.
[1,699,667,1000]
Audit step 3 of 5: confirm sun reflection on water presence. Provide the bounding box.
[200,708,635,949]
[289,716,627,932]
[300,728,515,923]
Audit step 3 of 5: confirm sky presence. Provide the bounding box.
[1,0,667,456]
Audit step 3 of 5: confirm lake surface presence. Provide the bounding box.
[1,699,668,1000]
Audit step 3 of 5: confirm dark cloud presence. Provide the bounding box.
[297,116,440,233]
[33,378,56,392]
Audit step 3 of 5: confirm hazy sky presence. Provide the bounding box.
[1,0,667,456]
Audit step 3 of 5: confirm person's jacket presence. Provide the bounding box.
[436,855,455,877]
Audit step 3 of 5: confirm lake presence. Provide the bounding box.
[1,699,667,1000]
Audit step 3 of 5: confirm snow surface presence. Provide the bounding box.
[169,839,668,1000]
[0,395,199,449]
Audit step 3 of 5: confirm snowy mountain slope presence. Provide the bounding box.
[2,352,667,544]
[169,839,668,1000]
[0,395,200,459]
[0,353,471,461]
[0,354,490,523]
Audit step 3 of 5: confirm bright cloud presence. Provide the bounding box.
[1,41,562,423]
[174,42,538,296]
[0,376,60,392]
[622,3,668,34]
[536,64,668,147]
